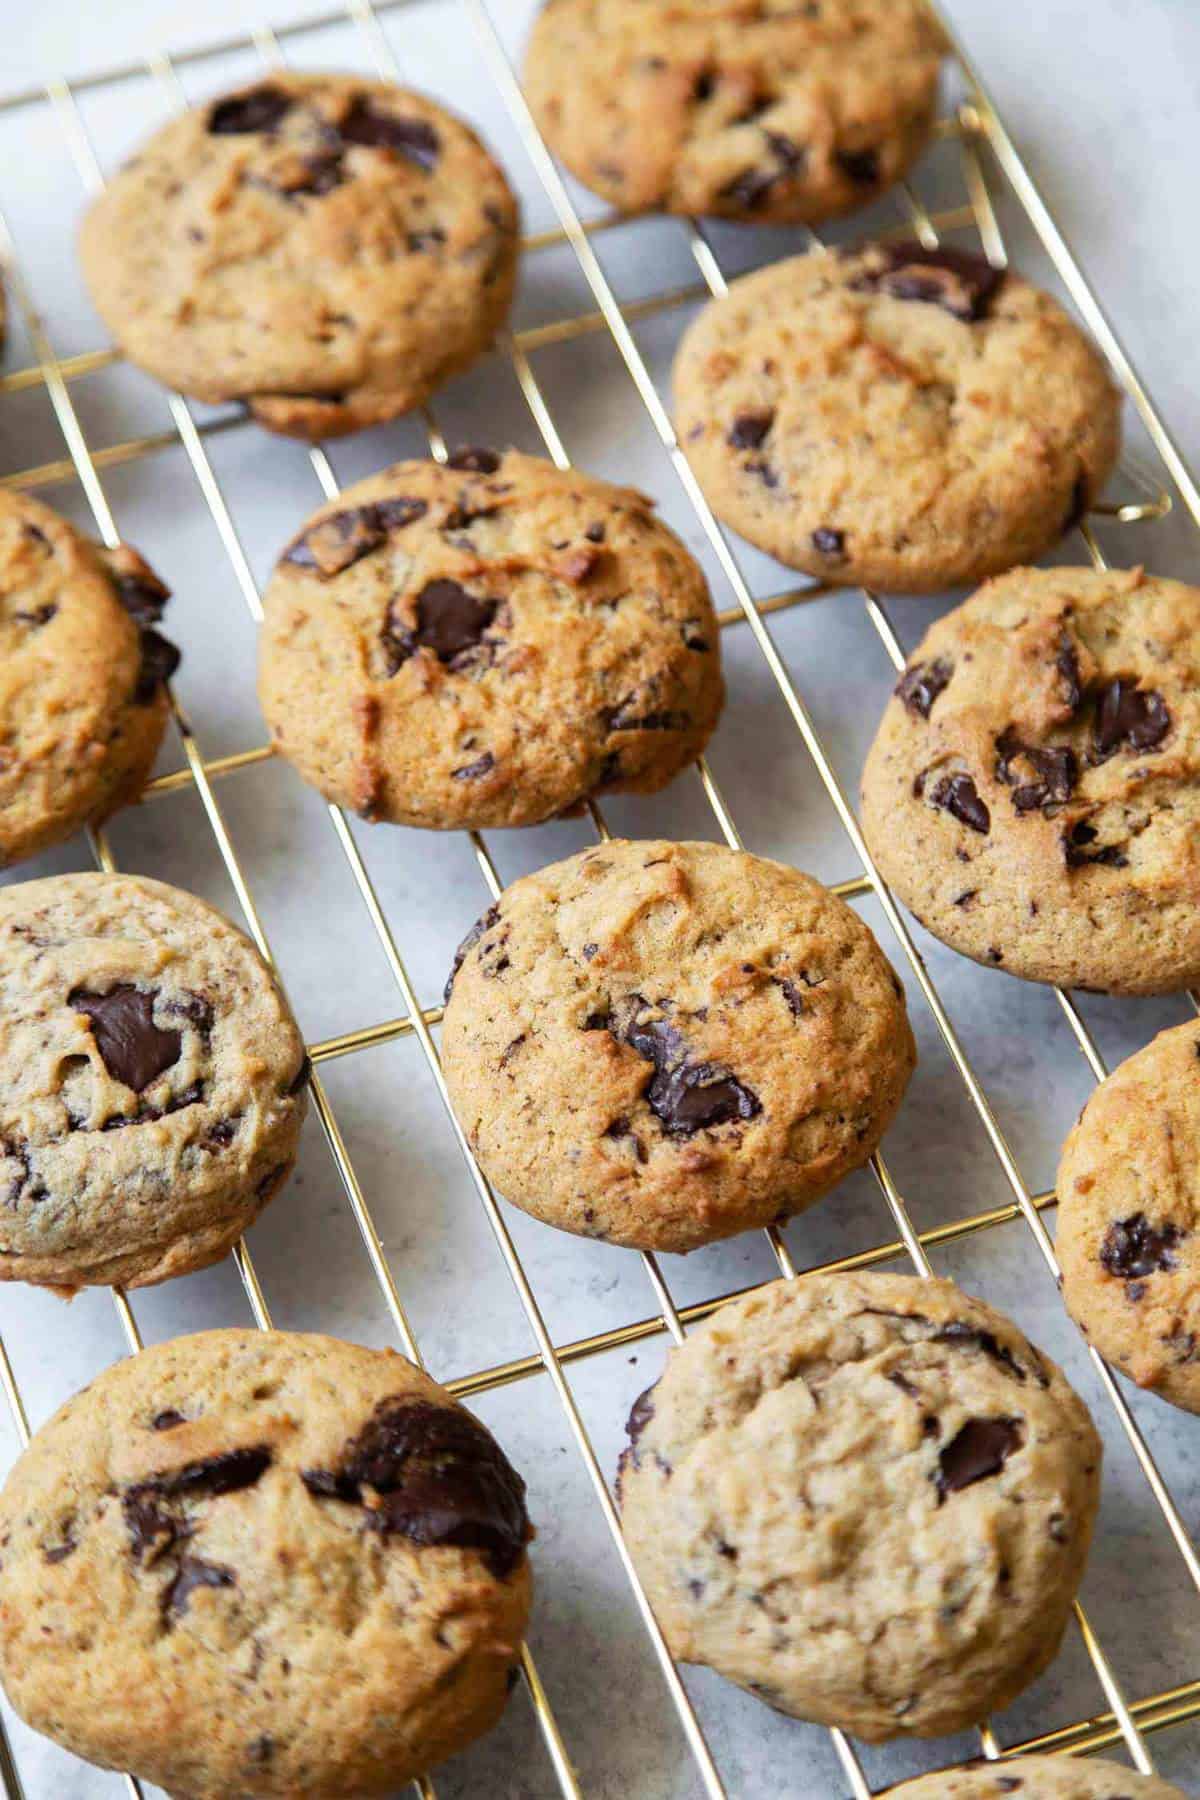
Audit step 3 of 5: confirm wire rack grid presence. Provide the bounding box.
[0,1,1196,1795]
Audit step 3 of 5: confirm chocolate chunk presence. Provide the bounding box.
[994,727,1077,814]
[810,527,846,558]
[446,447,500,473]
[933,1322,1027,1384]
[150,1446,272,1501]
[13,603,57,628]
[69,985,182,1092]
[283,498,427,578]
[1093,678,1170,757]
[1063,820,1128,869]
[152,1410,187,1431]
[451,752,495,781]
[851,242,1006,323]
[1100,1212,1184,1280]
[208,86,293,135]
[627,1384,657,1445]
[747,458,779,488]
[164,1554,236,1619]
[134,628,180,702]
[300,1397,529,1577]
[285,150,347,197]
[114,571,170,625]
[341,97,440,169]
[43,1535,76,1564]
[444,904,501,1004]
[727,410,774,450]
[929,772,990,834]
[604,998,762,1137]
[383,579,499,674]
[936,1417,1022,1501]
[123,1490,184,1563]
[286,1054,313,1097]
[585,522,606,544]
[603,700,689,733]
[764,131,806,174]
[1056,633,1083,711]
[836,146,879,184]
[720,165,777,210]
[896,657,952,719]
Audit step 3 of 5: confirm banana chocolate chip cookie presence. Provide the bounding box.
[618,1273,1102,1740]
[441,839,915,1252]
[0,873,308,1291]
[861,566,1200,994]
[0,1329,532,1797]
[886,1758,1187,1799]
[524,0,946,224]
[258,451,724,828]
[1058,1019,1200,1413]
[674,243,1121,592]
[1,488,176,867]
[80,73,519,440]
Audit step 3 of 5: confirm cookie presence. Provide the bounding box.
[0,873,309,1291]
[0,1328,532,1798]
[524,0,946,224]
[617,1272,1102,1740]
[1057,1019,1200,1412]
[258,450,724,828]
[0,489,177,867]
[441,838,915,1252]
[860,565,1200,995]
[674,243,1122,592]
[80,73,519,441]
[886,1758,1187,1799]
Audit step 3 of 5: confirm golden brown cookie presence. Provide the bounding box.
[441,839,915,1252]
[860,565,1200,994]
[524,0,946,223]
[885,1758,1187,1799]
[80,73,519,440]
[258,451,724,827]
[674,243,1122,592]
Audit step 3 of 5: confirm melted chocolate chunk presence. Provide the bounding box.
[603,700,689,733]
[134,628,180,702]
[728,410,774,450]
[444,904,501,1004]
[208,85,293,135]
[626,1384,657,1445]
[896,657,952,719]
[300,1397,528,1576]
[1063,820,1128,869]
[835,146,879,185]
[123,1445,271,1567]
[1100,1212,1184,1280]
[165,1555,235,1619]
[283,498,427,578]
[930,772,990,834]
[341,97,440,169]
[69,985,182,1093]
[152,1410,187,1432]
[994,727,1077,814]
[115,571,170,625]
[1056,633,1083,711]
[383,579,499,674]
[603,998,761,1137]
[934,1322,1027,1384]
[810,526,845,558]
[936,1417,1022,1501]
[43,1534,76,1565]
[13,603,57,628]
[851,242,1006,323]
[446,447,501,474]
[452,752,495,781]
[281,150,347,197]
[773,976,805,1019]
[149,1447,272,1502]
[1093,678,1170,757]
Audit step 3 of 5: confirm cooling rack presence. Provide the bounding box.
[0,1,1197,1795]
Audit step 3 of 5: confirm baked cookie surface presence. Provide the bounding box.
[674,244,1121,592]
[886,1757,1186,1799]
[0,874,308,1290]
[0,1328,532,1798]
[860,566,1200,994]
[259,451,724,827]
[0,489,176,867]
[1058,1019,1200,1413]
[618,1273,1102,1740]
[441,839,915,1252]
[524,0,946,223]
[80,73,519,440]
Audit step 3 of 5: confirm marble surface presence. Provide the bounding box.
[0,2,1198,1795]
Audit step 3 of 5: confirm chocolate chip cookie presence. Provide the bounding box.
[441,839,915,1252]
[1057,1019,1200,1413]
[0,1328,532,1797]
[618,1272,1102,1740]
[524,0,946,224]
[80,73,519,441]
[1,489,177,867]
[886,1759,1187,1799]
[674,243,1122,592]
[860,565,1200,994]
[258,451,724,827]
[0,873,308,1291]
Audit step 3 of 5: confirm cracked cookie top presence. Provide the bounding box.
[440,838,915,1251]
[258,451,724,828]
[0,873,307,1290]
[524,0,946,224]
[674,244,1122,592]
[861,565,1200,993]
[80,73,519,440]
[0,1329,532,1798]
[618,1272,1101,1740]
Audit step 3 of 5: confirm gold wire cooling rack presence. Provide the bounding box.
[0,2,1197,1795]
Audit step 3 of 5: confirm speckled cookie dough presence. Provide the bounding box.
[258,450,724,828]
[618,1273,1102,1740]
[0,489,176,867]
[674,243,1121,592]
[861,565,1200,994]
[885,1756,1187,1799]
[441,838,915,1252]
[0,874,309,1291]
[0,1329,532,1798]
[80,73,519,440]
[524,0,946,223]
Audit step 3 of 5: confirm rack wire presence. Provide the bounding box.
[0,1,1196,1793]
